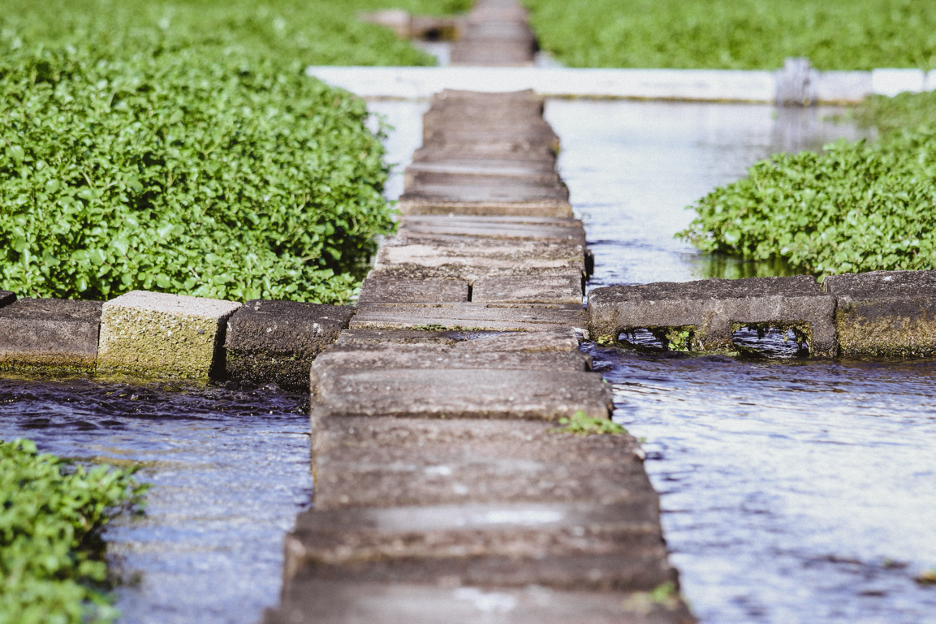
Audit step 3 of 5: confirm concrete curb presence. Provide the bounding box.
[1,268,935,380]
[306,65,936,103]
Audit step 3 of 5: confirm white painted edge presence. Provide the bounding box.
[307,65,936,102]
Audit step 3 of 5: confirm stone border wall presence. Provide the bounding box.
[0,268,934,382]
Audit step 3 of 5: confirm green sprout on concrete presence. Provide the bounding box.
[549,410,626,435]
[915,568,936,585]
[621,581,683,613]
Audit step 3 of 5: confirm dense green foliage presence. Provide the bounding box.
[679,93,936,276]
[0,0,472,67]
[1,44,393,302]
[0,438,147,624]
[525,0,936,70]
[0,0,477,302]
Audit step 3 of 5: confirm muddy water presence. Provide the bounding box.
[545,100,936,624]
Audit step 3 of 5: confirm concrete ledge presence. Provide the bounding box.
[98,291,241,379]
[310,368,612,420]
[0,298,101,372]
[825,270,936,357]
[266,579,695,624]
[588,275,836,356]
[224,300,354,389]
[350,302,588,332]
[358,277,470,304]
[307,65,936,102]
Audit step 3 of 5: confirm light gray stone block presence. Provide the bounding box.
[350,302,588,332]
[358,278,470,304]
[0,298,101,371]
[98,290,241,379]
[473,275,583,304]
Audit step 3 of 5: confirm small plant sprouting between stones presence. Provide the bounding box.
[621,581,682,612]
[549,410,626,435]
[915,568,936,585]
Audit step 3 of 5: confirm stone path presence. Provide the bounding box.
[263,7,695,616]
[451,0,537,67]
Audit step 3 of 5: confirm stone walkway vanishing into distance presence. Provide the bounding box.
[263,1,694,622]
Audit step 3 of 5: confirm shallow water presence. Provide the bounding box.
[0,378,311,624]
[545,99,936,623]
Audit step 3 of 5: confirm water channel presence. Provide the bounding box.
[0,99,933,624]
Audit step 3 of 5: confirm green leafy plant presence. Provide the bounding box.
[0,438,148,624]
[525,0,936,70]
[678,123,936,277]
[0,42,395,303]
[549,410,626,435]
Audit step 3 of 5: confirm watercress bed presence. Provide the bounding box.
[679,92,936,277]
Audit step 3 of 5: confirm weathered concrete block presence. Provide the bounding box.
[358,278,469,304]
[334,329,469,347]
[452,328,580,352]
[373,238,586,282]
[312,417,650,509]
[98,291,241,379]
[404,170,565,194]
[311,346,591,375]
[224,300,354,388]
[588,275,836,356]
[310,367,612,420]
[266,580,696,624]
[350,302,588,332]
[824,270,936,357]
[0,298,101,371]
[473,275,583,304]
[283,501,672,591]
[400,178,570,205]
[398,215,586,245]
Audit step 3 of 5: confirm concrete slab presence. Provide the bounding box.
[451,328,581,352]
[404,170,565,192]
[349,302,588,332]
[357,277,469,304]
[0,298,102,371]
[98,290,241,379]
[266,579,696,624]
[334,329,469,346]
[398,197,574,218]
[473,275,583,304]
[311,347,591,374]
[412,146,557,165]
[283,502,672,591]
[223,300,354,388]
[405,159,559,177]
[824,270,936,357]
[312,417,650,509]
[588,276,836,356]
[398,215,586,244]
[374,239,585,278]
[309,367,611,420]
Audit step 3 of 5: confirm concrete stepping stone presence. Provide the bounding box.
[311,346,591,374]
[97,290,241,379]
[282,500,673,591]
[312,416,652,509]
[473,275,583,304]
[334,327,581,352]
[357,277,470,304]
[588,275,836,356]
[223,300,354,389]
[412,146,558,165]
[404,160,560,179]
[310,366,611,420]
[405,170,565,193]
[0,298,102,372]
[349,302,587,332]
[266,579,696,624]
[824,269,936,357]
[398,215,586,244]
[374,238,585,277]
